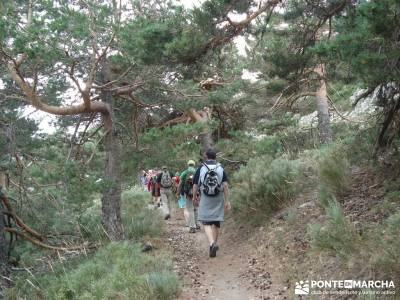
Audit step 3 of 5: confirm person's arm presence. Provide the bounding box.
[193,184,199,204]
[221,170,230,210]
[192,167,201,203]
[223,182,231,210]
[177,171,185,196]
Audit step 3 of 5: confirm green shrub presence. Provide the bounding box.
[78,187,164,241]
[317,185,337,211]
[309,200,359,257]
[318,148,349,198]
[6,242,180,300]
[121,187,151,212]
[283,210,297,226]
[369,213,400,281]
[146,271,180,299]
[121,186,165,239]
[231,156,300,224]
[78,198,105,240]
[124,208,165,239]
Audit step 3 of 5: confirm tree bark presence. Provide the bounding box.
[315,66,332,144]
[186,109,214,156]
[0,190,10,291]
[99,63,124,240]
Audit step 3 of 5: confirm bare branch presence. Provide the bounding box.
[352,88,374,107]
[93,65,135,90]
[0,192,43,241]
[327,95,365,124]
[7,61,111,118]
[5,227,98,251]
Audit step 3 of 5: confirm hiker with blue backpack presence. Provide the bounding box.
[193,149,231,258]
[178,160,200,233]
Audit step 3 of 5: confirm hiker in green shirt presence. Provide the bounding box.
[178,160,199,233]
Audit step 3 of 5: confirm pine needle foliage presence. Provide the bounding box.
[230,157,300,224]
[318,148,349,198]
[309,200,359,257]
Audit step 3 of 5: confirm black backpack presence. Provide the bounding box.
[183,173,195,198]
[160,171,173,188]
[201,163,222,197]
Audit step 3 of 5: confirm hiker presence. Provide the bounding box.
[140,170,148,191]
[178,160,199,233]
[193,149,230,257]
[148,171,161,207]
[157,166,174,220]
[172,172,180,195]
[174,171,189,225]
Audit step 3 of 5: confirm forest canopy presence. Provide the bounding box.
[0,0,399,298]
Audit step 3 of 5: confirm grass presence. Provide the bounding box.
[5,242,180,300]
[78,186,165,241]
[308,199,359,257]
[318,147,349,198]
[121,187,165,239]
[367,213,400,284]
[6,186,175,299]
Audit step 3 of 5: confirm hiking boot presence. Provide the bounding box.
[189,227,196,233]
[164,214,170,220]
[209,243,219,258]
[196,224,201,230]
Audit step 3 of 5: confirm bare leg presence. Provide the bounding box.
[212,225,219,244]
[203,225,215,246]
[183,207,189,225]
[186,198,196,229]
[194,207,199,227]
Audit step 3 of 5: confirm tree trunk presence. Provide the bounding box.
[0,190,10,291]
[200,131,214,154]
[186,109,214,156]
[99,63,124,240]
[315,66,332,144]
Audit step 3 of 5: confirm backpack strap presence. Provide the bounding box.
[200,162,221,185]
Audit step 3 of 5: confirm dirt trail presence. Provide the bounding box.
[167,213,284,300]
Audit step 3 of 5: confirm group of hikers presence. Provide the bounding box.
[139,149,230,258]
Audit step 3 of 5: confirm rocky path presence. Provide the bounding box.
[167,213,285,300]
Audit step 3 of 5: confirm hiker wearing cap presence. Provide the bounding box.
[178,160,199,233]
[193,149,230,257]
[157,166,174,220]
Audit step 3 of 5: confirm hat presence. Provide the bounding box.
[162,165,168,170]
[187,160,195,166]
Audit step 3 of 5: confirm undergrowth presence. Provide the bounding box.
[79,186,164,241]
[230,156,300,224]
[6,187,173,299]
[309,199,359,257]
[5,242,179,299]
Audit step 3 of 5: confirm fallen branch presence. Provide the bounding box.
[352,88,374,107]
[4,227,99,252]
[327,95,364,124]
[218,155,247,165]
[0,192,44,241]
